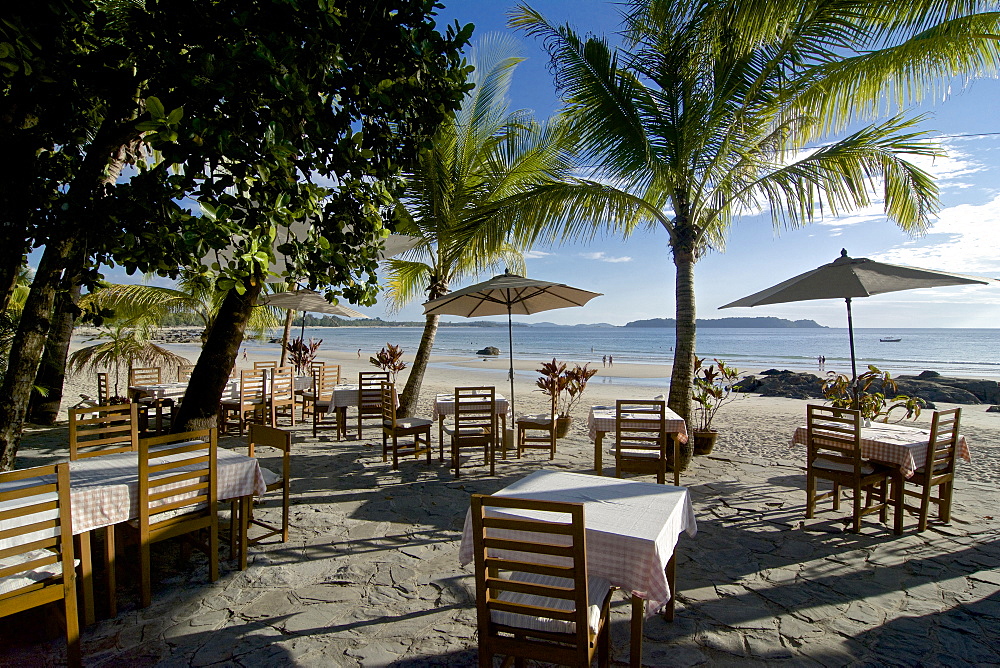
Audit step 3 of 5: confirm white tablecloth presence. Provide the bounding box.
[587,405,689,444]
[0,448,266,538]
[791,422,971,478]
[433,393,511,421]
[458,470,697,615]
[131,379,239,402]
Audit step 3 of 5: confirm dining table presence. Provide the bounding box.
[458,469,697,668]
[791,420,972,533]
[587,404,689,484]
[433,392,511,460]
[0,446,266,625]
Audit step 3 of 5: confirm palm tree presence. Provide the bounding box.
[386,35,578,416]
[509,0,1000,469]
[81,271,282,342]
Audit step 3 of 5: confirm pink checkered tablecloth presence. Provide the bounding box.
[0,447,267,537]
[587,405,689,444]
[433,393,510,421]
[458,470,697,616]
[791,422,971,478]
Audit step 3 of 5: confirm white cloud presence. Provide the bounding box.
[524,250,552,259]
[871,193,1000,275]
[580,251,632,263]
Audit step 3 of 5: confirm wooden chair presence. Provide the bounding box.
[445,387,497,478]
[298,362,337,421]
[133,428,219,608]
[97,372,110,405]
[380,382,432,469]
[129,367,161,386]
[614,399,673,485]
[268,366,296,427]
[253,361,277,370]
[357,372,390,440]
[470,494,612,668]
[901,408,961,532]
[219,369,268,435]
[0,463,81,667]
[311,365,342,439]
[69,402,139,460]
[68,403,141,619]
[805,405,892,533]
[177,364,195,382]
[515,394,557,460]
[230,424,291,566]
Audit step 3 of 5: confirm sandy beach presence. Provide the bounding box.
[9,335,1000,665]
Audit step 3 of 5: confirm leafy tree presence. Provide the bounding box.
[0,0,472,469]
[385,35,577,416]
[509,0,1000,469]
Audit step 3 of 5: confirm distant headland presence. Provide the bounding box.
[625,317,826,329]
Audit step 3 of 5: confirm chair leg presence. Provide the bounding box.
[941,480,954,524]
[918,480,932,532]
[64,582,81,668]
[805,472,816,519]
[139,537,152,608]
[103,525,117,618]
[209,509,220,583]
[879,479,889,524]
[392,433,400,470]
[832,482,841,511]
[382,430,389,462]
[851,485,862,533]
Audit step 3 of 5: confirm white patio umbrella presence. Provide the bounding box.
[719,249,992,381]
[257,290,366,360]
[422,271,602,412]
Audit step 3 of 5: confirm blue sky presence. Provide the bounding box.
[104,1,1000,329]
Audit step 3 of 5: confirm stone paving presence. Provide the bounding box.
[4,419,1000,667]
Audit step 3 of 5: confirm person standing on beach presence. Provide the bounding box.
[242,348,248,361]
[602,355,607,367]
[358,348,362,358]
[609,355,613,366]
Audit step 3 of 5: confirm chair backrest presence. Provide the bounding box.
[470,494,594,660]
[177,365,195,382]
[239,369,268,406]
[0,462,77,605]
[925,408,961,475]
[321,363,341,385]
[806,404,863,470]
[248,424,291,485]
[455,387,497,438]
[270,366,294,402]
[381,383,397,428]
[129,367,161,386]
[359,372,390,413]
[97,372,110,405]
[254,361,277,370]
[69,403,139,459]
[313,365,338,402]
[615,399,666,457]
[137,428,217,530]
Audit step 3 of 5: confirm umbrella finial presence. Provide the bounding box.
[840,248,848,258]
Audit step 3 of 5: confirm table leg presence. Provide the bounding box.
[75,531,95,626]
[892,469,904,535]
[338,407,348,440]
[239,495,250,571]
[594,432,604,475]
[438,416,445,462]
[630,594,643,668]
[500,414,507,460]
[672,435,681,487]
[665,550,677,621]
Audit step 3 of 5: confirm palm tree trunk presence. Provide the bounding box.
[29,275,83,424]
[173,278,263,432]
[667,229,697,473]
[397,312,439,418]
[0,235,76,470]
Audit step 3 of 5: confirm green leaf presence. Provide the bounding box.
[166,107,184,124]
[146,96,165,119]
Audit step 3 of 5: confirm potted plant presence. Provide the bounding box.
[691,357,742,455]
[286,336,323,376]
[534,359,599,438]
[821,365,924,424]
[370,343,408,383]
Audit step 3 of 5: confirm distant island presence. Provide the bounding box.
[625,317,826,329]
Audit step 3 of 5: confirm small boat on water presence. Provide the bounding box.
[879,336,902,342]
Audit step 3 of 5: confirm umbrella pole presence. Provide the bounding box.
[507,304,515,415]
[845,297,859,409]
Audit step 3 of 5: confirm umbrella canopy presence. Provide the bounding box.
[422,271,602,412]
[720,249,992,381]
[259,290,366,317]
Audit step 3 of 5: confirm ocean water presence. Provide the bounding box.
[249,326,1000,380]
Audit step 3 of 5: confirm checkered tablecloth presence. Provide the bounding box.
[458,470,697,616]
[433,393,510,421]
[587,406,689,444]
[131,379,239,402]
[0,448,267,538]
[791,422,971,478]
